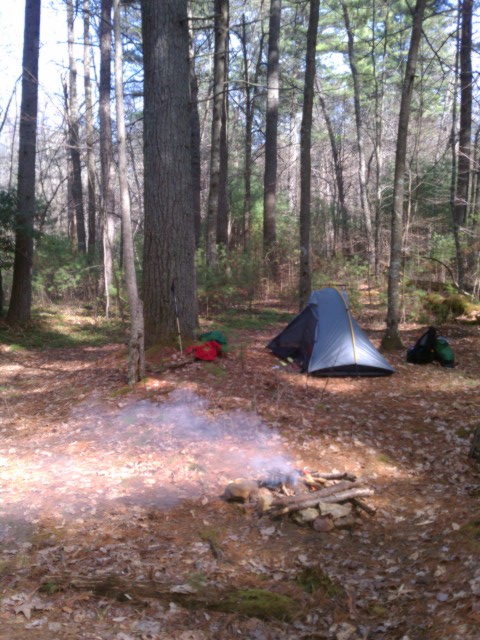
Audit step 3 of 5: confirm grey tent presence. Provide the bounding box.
[267,288,394,376]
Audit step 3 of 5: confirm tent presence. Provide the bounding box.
[267,287,395,377]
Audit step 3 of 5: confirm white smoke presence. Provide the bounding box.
[0,389,295,538]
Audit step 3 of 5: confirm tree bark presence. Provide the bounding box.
[206,0,229,267]
[382,0,427,351]
[299,0,319,309]
[83,0,97,263]
[113,0,145,384]
[340,0,374,266]
[99,0,116,314]
[370,0,389,276]
[141,0,198,346]
[217,10,230,249]
[66,0,86,254]
[241,12,264,252]
[188,4,202,250]
[7,0,41,325]
[263,0,281,272]
[316,79,350,255]
[453,0,473,290]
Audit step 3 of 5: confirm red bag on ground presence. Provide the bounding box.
[186,340,222,361]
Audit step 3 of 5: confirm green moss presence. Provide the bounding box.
[296,567,344,598]
[110,386,134,398]
[212,588,295,621]
[424,292,478,323]
[369,603,388,617]
[198,527,220,544]
[443,294,470,316]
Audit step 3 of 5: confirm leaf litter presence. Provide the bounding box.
[0,322,479,639]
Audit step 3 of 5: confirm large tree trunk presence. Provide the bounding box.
[382,0,427,351]
[141,0,197,347]
[66,0,86,254]
[206,0,229,267]
[340,0,374,267]
[299,0,320,309]
[83,0,97,263]
[453,0,473,290]
[113,0,145,384]
[99,0,116,315]
[7,0,41,325]
[263,0,281,272]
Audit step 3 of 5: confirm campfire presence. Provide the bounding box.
[223,469,375,532]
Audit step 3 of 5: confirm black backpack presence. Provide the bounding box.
[407,326,438,364]
[407,326,455,368]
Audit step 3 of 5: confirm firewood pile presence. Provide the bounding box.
[223,469,375,532]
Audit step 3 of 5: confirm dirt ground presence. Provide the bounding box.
[0,309,479,640]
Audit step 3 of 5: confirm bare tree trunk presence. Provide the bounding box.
[453,0,473,290]
[316,79,350,255]
[99,0,116,313]
[7,0,41,325]
[299,0,319,309]
[83,0,97,263]
[340,0,374,266]
[240,12,264,252]
[188,4,202,250]
[142,0,197,347]
[382,0,427,351]
[263,0,281,273]
[66,0,86,254]
[370,0,389,276]
[471,126,480,228]
[113,0,145,383]
[217,25,229,249]
[206,0,229,267]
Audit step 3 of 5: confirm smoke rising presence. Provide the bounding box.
[0,389,294,538]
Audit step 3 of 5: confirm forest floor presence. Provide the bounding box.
[0,298,479,640]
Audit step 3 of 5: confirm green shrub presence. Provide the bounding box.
[196,244,263,312]
[33,234,99,303]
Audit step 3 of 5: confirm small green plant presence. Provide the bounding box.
[296,566,344,597]
[39,581,61,595]
[376,453,393,465]
[458,517,480,550]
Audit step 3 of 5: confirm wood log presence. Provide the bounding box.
[270,488,374,517]
[317,488,374,503]
[351,497,376,516]
[310,471,357,482]
[271,480,361,508]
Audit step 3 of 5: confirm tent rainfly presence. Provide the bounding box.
[267,288,395,377]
